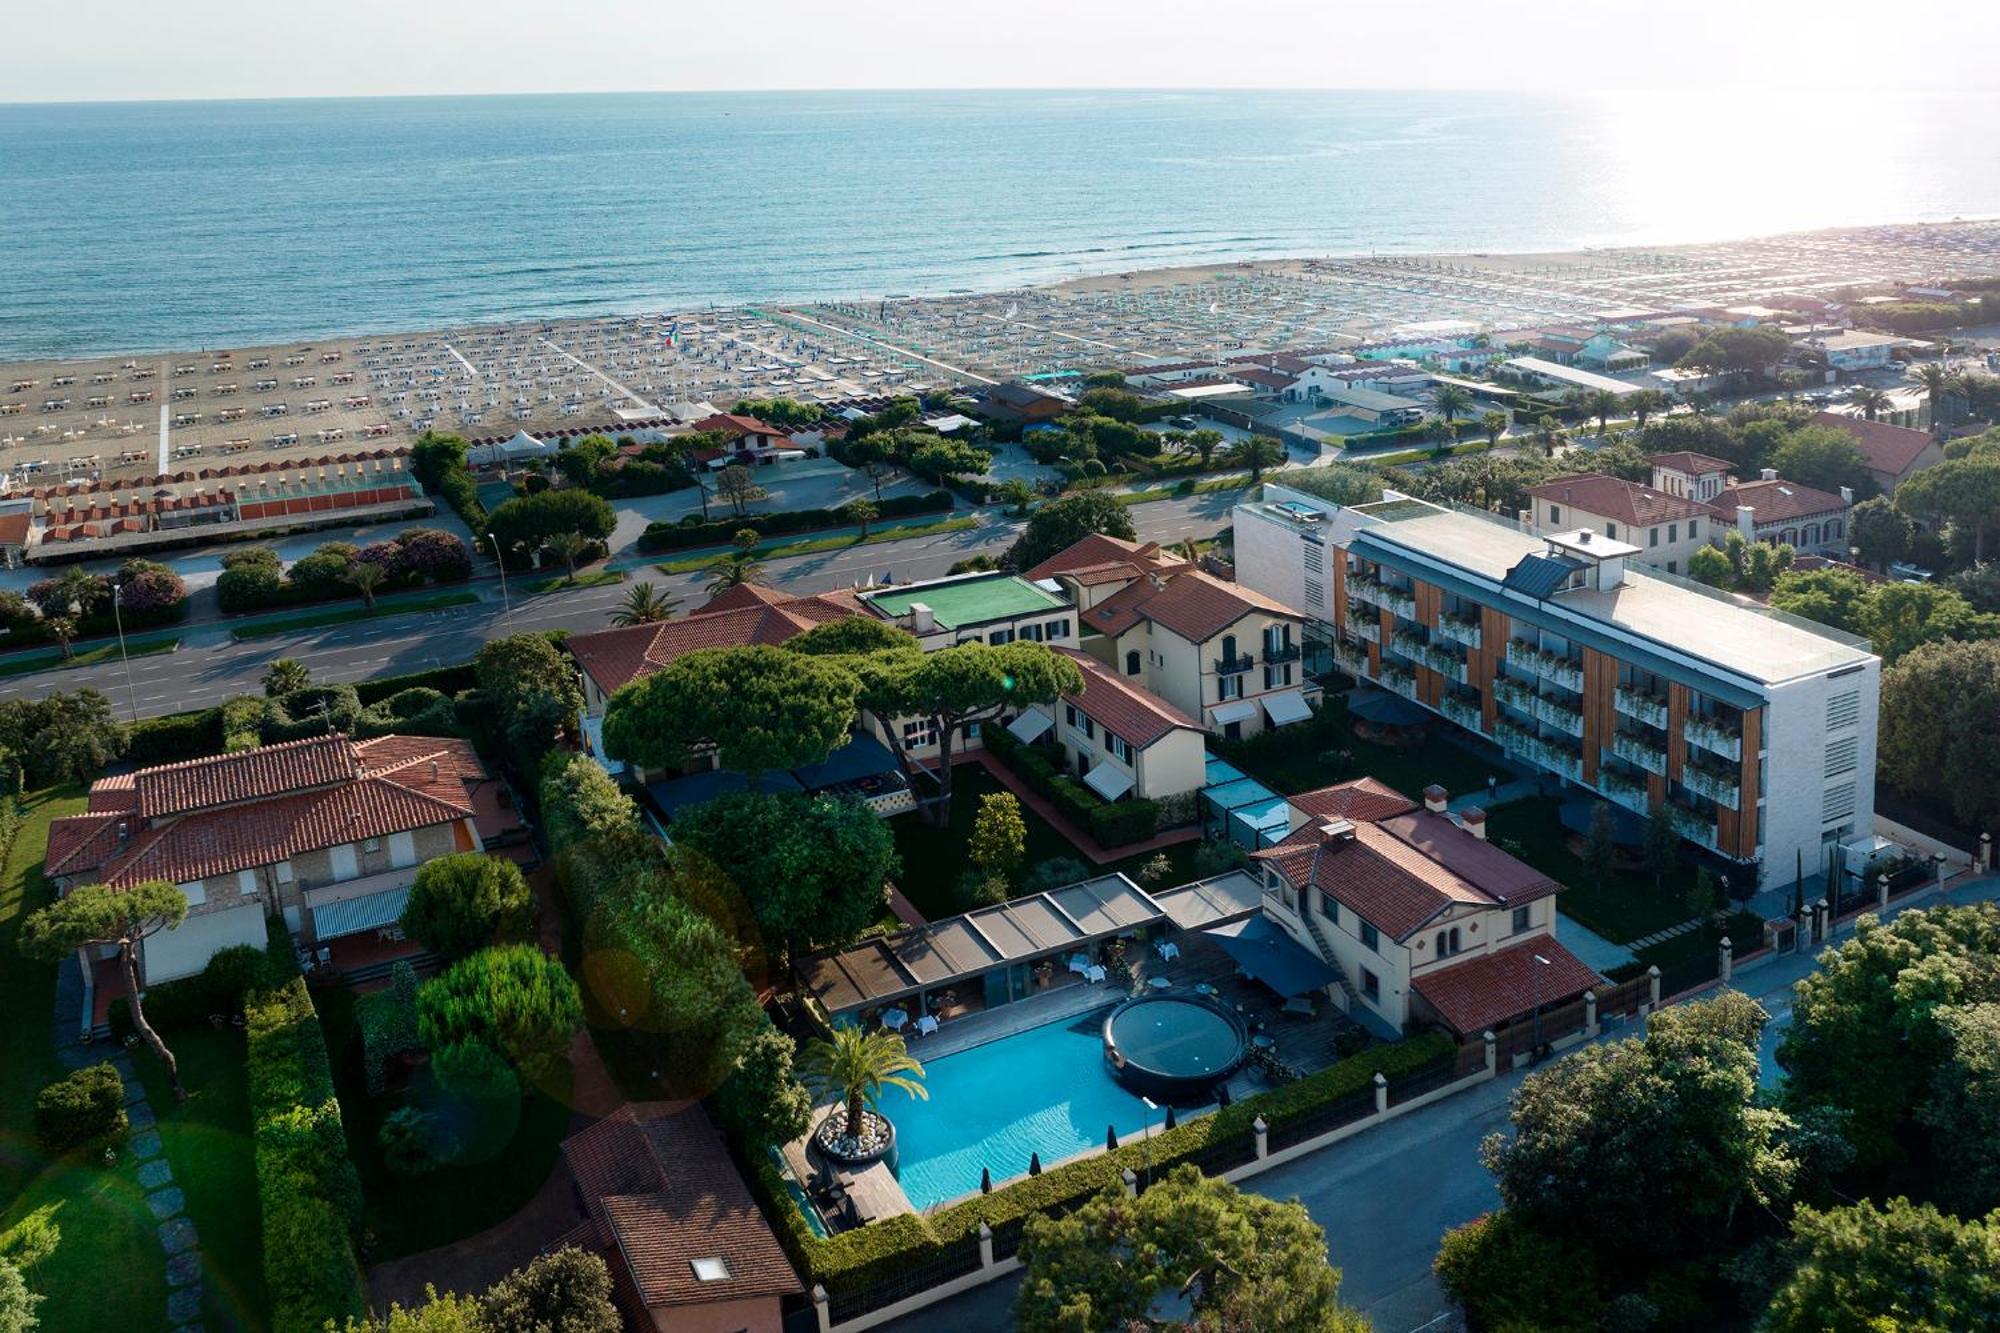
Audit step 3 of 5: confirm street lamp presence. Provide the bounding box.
[484,533,512,620]
[108,584,139,724]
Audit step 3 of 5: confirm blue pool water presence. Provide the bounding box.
[891,1010,1190,1211]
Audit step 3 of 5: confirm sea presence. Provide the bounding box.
[4,88,2000,360]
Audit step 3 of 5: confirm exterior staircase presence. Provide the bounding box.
[1298,905,1362,1010]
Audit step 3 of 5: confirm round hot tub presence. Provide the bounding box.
[1102,994,1249,1106]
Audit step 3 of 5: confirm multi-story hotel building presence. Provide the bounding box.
[1234,484,1881,887]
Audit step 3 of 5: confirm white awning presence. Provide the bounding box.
[1083,764,1135,801]
[1262,689,1314,726]
[1211,699,1260,726]
[1007,710,1053,743]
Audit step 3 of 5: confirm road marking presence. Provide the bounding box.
[441,342,481,380]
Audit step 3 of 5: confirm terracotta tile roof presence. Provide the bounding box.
[566,584,870,696]
[1523,473,1712,528]
[1412,937,1600,1036]
[688,413,783,438]
[1285,778,1418,824]
[1809,411,1936,479]
[1022,533,1185,583]
[1709,477,1848,525]
[1256,809,1557,940]
[134,734,357,819]
[1056,560,1145,587]
[0,514,29,546]
[1056,647,1202,748]
[565,1103,800,1310]
[46,735,492,888]
[1646,451,1736,475]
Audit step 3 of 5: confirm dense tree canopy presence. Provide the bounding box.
[669,790,898,955]
[1677,326,1790,376]
[485,489,615,568]
[536,752,638,853]
[1016,1165,1369,1333]
[1767,424,1875,497]
[474,633,583,763]
[1005,491,1136,570]
[1877,641,2000,829]
[417,944,583,1083]
[602,644,858,777]
[1896,454,2000,563]
[400,854,535,962]
[1761,1198,2000,1333]
[0,689,125,785]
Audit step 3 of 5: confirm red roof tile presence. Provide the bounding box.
[1082,568,1299,643]
[1808,411,1937,480]
[566,585,872,696]
[1057,647,1202,748]
[1709,477,1848,525]
[1412,937,1600,1036]
[1023,533,1186,583]
[1646,451,1736,475]
[1285,778,1418,824]
[1523,473,1713,529]
[133,734,356,819]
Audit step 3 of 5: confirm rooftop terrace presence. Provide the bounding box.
[861,571,1069,630]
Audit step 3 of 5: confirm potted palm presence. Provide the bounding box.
[803,1025,927,1170]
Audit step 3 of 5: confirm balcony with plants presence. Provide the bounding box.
[1495,718,1582,780]
[1597,766,1652,816]
[1613,684,1669,729]
[1683,713,1742,762]
[1531,693,1584,737]
[1349,616,1381,644]
[1347,571,1416,619]
[1610,728,1668,775]
[1491,675,1537,714]
[1378,662,1416,698]
[1263,639,1303,665]
[1392,630,1467,683]
[1434,610,1482,650]
[1438,692,1484,732]
[1666,800,1719,849]
[1332,640,1369,677]
[1683,760,1741,811]
[1503,639,1583,690]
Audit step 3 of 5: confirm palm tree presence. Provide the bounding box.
[1627,389,1668,429]
[706,555,766,594]
[1231,436,1286,482]
[839,498,878,539]
[1850,386,1891,421]
[1479,410,1508,449]
[803,1025,927,1139]
[609,582,676,626]
[45,614,78,662]
[1532,414,1566,458]
[346,560,386,612]
[1913,362,1954,427]
[1432,384,1472,424]
[1775,371,1807,401]
[544,531,593,582]
[998,478,1035,516]
[263,657,311,697]
[1581,388,1621,438]
[1182,429,1225,469]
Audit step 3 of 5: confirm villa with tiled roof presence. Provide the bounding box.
[1029,533,1318,740]
[1808,410,1944,493]
[1253,779,1598,1039]
[1006,647,1208,803]
[1523,473,1715,574]
[45,733,518,984]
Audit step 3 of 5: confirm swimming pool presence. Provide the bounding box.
[890,1008,1193,1211]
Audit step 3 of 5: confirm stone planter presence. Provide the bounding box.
[809,1106,899,1176]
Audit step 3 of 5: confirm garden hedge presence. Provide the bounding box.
[986,728,1158,847]
[634,489,953,553]
[754,1031,1457,1304]
[108,943,270,1040]
[245,961,366,1332]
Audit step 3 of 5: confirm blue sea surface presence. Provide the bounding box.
[3,89,1998,358]
[892,1010,1181,1212]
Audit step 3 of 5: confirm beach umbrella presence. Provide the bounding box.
[1028,1153,1042,1176]
[1106,1125,1119,1151]
[1165,1107,1178,1131]
[980,1168,992,1195]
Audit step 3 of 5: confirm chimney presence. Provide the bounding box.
[1423,784,1449,814]
[1760,467,1778,482]
[1839,485,1854,504]
[1318,819,1356,843]
[908,602,935,634]
[430,759,440,784]
[1736,505,1756,537]
[1461,806,1488,841]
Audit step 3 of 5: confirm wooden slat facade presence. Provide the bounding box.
[1474,607,1509,734]
[1580,648,1618,786]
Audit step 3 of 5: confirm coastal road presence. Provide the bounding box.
[0,491,1243,718]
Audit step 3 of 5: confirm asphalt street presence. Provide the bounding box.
[0,490,1246,718]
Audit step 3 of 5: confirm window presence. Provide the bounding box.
[1826,519,1842,540]
[1667,560,1677,574]
[1125,650,1142,676]
[1359,921,1379,951]
[1688,518,1699,539]
[963,720,981,740]
[1217,674,1243,701]
[989,628,1014,646]
[178,880,207,908]
[330,843,359,881]
[1668,523,1678,543]
[388,831,417,870]
[1434,927,1463,958]
[1047,619,1070,640]
[1319,891,1339,923]
[1264,663,1293,690]
[1063,705,1094,740]
[1105,732,1132,764]
[274,859,294,885]
[1606,522,1618,539]
[690,1257,731,1283]
[237,869,257,897]
[1020,623,1044,642]
[1512,905,1532,934]
[1649,527,1659,547]
[1549,504,1561,524]
[1221,633,1238,663]
[1361,968,1380,1001]
[902,718,940,748]
[1827,690,1861,729]
[1825,735,1858,778]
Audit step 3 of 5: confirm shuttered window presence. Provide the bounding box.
[1827,691,1861,730]
[1822,782,1857,823]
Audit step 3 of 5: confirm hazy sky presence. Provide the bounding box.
[4,0,1995,103]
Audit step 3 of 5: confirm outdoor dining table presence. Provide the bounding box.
[881,1007,908,1032]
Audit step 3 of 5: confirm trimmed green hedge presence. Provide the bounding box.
[757,1031,1457,1305]
[987,726,1159,847]
[634,489,954,553]
[246,962,366,1333]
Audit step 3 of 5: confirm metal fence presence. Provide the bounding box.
[1264,1087,1381,1152]
[827,1238,983,1322]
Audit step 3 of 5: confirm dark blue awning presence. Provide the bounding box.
[791,733,900,790]
[1203,916,1341,998]
[646,768,803,820]
[1347,688,1429,726]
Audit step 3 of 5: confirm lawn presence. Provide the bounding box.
[315,984,571,1262]
[0,636,182,679]
[134,1028,267,1333]
[890,766,1084,920]
[653,515,977,574]
[1481,798,1704,945]
[0,784,179,1333]
[522,567,624,595]
[227,590,480,641]
[1211,694,1505,807]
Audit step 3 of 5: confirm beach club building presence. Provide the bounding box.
[1232,483,1881,886]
